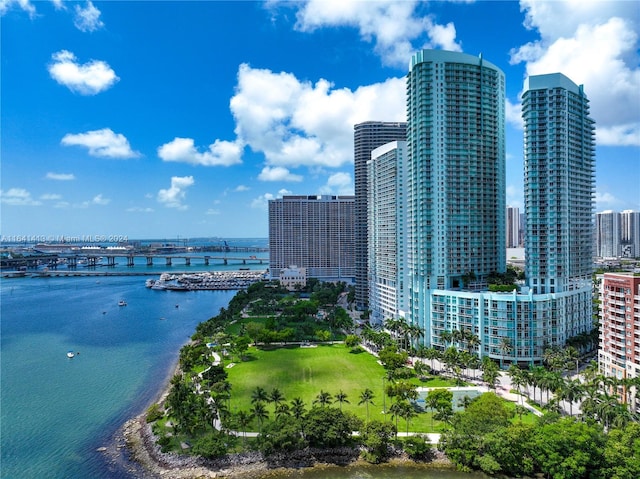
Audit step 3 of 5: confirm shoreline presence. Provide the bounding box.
[120,411,455,479]
[114,364,455,479]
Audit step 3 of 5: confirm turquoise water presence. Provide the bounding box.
[1,263,482,479]
[1,274,236,478]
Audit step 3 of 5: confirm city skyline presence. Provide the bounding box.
[2,1,639,239]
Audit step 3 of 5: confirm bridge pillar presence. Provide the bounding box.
[68,256,77,269]
[204,256,210,265]
[223,258,227,265]
[166,257,172,266]
[88,257,97,267]
[107,256,115,266]
[127,256,135,267]
[242,259,246,264]
[185,257,191,266]
[146,256,153,266]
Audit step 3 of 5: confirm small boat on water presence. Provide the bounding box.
[67,351,75,358]
[118,300,127,306]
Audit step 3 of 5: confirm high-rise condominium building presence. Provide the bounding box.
[268,195,355,282]
[599,273,640,412]
[397,52,594,364]
[620,210,640,258]
[367,141,408,324]
[405,49,506,348]
[506,206,521,248]
[354,122,407,310]
[596,210,621,258]
[523,73,595,295]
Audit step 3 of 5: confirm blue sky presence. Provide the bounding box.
[1,0,639,240]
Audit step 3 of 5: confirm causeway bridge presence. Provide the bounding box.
[1,254,267,270]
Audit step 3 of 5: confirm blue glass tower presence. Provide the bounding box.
[405,50,506,343]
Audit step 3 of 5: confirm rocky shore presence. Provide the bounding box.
[119,412,453,479]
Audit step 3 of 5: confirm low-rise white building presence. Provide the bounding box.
[279,265,307,290]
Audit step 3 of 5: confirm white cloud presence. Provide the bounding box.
[157,176,195,210]
[0,0,36,17]
[51,0,65,10]
[205,208,220,215]
[126,206,154,213]
[506,185,523,210]
[74,1,103,32]
[91,194,109,205]
[511,2,640,147]
[278,189,292,197]
[319,172,354,195]
[46,172,76,181]
[77,194,110,208]
[251,193,275,210]
[48,50,119,95]
[0,188,41,205]
[229,64,405,170]
[258,166,303,182]
[505,98,523,130]
[597,123,640,147]
[292,0,461,67]
[234,185,250,192]
[595,191,619,208]
[40,193,62,200]
[61,128,140,158]
[157,137,243,166]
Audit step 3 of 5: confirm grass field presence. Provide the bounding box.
[226,344,384,417]
[224,344,506,432]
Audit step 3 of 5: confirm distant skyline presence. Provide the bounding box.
[1,0,638,239]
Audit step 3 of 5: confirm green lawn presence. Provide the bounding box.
[223,344,527,433]
[227,344,384,413]
[225,344,453,432]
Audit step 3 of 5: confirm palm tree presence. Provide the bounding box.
[439,330,453,350]
[466,332,481,355]
[269,387,285,408]
[251,386,268,404]
[274,402,290,419]
[313,389,333,407]
[250,401,269,432]
[451,329,464,348]
[528,365,546,404]
[400,402,417,436]
[290,397,306,420]
[498,337,513,369]
[508,364,526,404]
[389,400,404,436]
[407,324,424,350]
[514,404,528,421]
[359,388,375,422]
[481,358,500,390]
[335,390,349,411]
[565,345,580,375]
[424,347,440,372]
[234,410,251,448]
[555,378,584,416]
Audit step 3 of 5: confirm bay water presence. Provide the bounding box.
[1,251,481,479]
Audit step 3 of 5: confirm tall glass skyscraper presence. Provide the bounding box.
[596,210,621,258]
[523,73,595,295]
[367,141,408,324]
[354,122,407,310]
[405,49,506,344]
